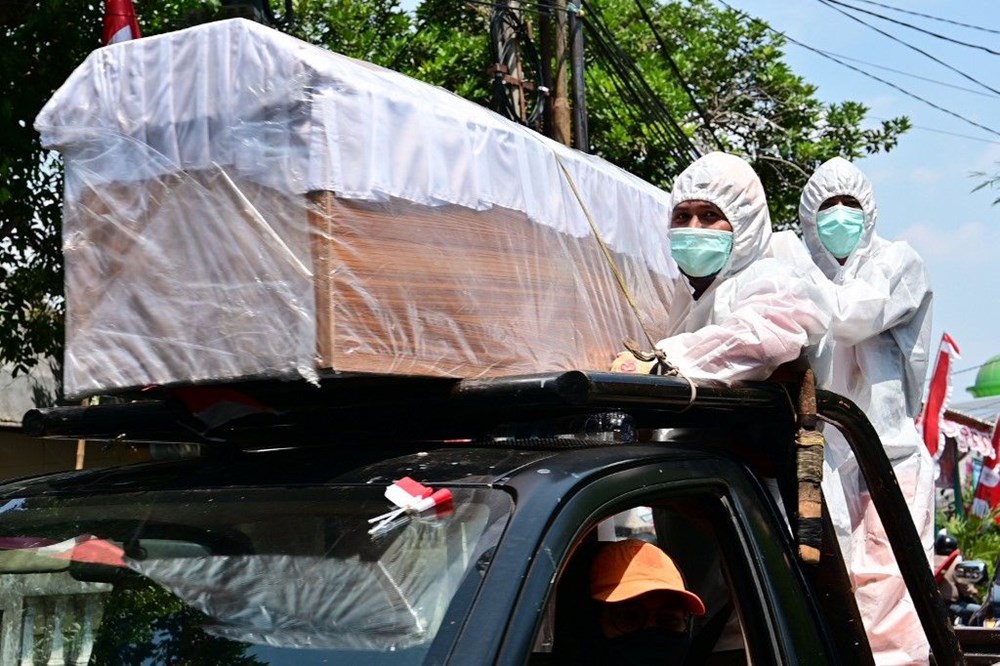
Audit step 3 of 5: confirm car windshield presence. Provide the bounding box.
[0,485,511,665]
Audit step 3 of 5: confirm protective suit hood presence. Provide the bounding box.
[799,156,877,278]
[670,152,772,281]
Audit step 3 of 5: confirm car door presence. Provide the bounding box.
[494,453,843,665]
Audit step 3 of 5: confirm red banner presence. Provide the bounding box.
[103,0,141,45]
[919,333,961,458]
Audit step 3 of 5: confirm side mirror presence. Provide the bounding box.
[956,560,989,585]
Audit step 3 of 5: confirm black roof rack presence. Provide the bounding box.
[22,371,793,444]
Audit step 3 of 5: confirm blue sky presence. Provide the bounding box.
[731,0,1000,399]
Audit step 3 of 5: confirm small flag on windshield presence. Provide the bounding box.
[368,477,453,534]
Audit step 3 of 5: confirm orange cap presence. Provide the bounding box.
[589,539,706,616]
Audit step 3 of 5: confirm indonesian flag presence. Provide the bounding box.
[384,477,453,513]
[103,0,141,45]
[994,414,1000,464]
[919,333,960,458]
[973,416,1000,520]
[972,462,1000,519]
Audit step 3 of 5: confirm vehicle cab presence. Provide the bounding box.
[6,371,978,664]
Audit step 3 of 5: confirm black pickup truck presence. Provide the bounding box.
[7,372,1000,664]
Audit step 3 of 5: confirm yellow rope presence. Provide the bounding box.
[553,153,697,408]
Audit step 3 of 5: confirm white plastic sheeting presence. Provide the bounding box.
[35,18,678,398]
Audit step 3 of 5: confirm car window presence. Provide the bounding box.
[531,497,753,665]
[0,486,511,665]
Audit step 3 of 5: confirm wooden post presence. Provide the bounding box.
[75,397,88,470]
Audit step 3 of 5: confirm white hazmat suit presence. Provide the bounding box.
[654,152,830,380]
[779,157,934,666]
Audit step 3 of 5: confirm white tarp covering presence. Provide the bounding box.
[35,19,678,398]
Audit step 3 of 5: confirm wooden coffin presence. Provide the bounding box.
[39,19,677,398]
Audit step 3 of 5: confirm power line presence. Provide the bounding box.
[714,0,1000,139]
[844,0,1000,36]
[804,48,1000,100]
[824,0,1000,57]
[812,0,1000,97]
[797,44,1000,139]
[581,1,701,164]
[630,0,724,151]
[462,0,571,16]
[867,117,1000,146]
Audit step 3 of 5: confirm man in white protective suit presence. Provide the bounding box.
[609,152,833,658]
[613,151,831,381]
[773,156,934,666]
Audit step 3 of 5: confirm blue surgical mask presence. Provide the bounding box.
[815,203,865,259]
[670,228,734,278]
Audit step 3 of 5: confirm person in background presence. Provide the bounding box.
[772,156,934,665]
[589,539,706,664]
[612,151,830,381]
[934,531,981,625]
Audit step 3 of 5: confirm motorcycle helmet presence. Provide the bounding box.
[935,533,959,556]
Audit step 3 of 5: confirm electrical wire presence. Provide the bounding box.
[805,48,1000,99]
[867,117,1000,145]
[952,364,986,376]
[811,0,1000,97]
[794,41,1000,138]
[585,25,693,166]
[715,0,1000,139]
[463,0,570,16]
[581,3,701,165]
[840,0,1000,36]
[823,0,1000,57]
[583,1,699,157]
[630,0,724,151]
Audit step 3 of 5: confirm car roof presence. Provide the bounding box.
[0,440,731,500]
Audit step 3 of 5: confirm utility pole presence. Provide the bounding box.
[568,0,588,152]
[550,0,572,147]
[538,5,554,139]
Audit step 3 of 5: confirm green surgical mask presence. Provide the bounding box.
[816,204,865,259]
[670,228,734,278]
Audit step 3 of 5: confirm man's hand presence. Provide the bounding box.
[610,351,655,374]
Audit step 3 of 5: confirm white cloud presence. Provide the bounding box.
[909,167,946,186]
[899,220,996,261]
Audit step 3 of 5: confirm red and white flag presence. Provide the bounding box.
[103,0,141,45]
[919,333,961,459]
[384,477,453,513]
[369,477,454,533]
[972,415,1000,520]
[993,414,1000,464]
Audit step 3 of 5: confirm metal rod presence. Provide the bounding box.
[816,390,963,666]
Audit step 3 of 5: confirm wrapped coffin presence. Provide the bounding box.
[35,18,678,399]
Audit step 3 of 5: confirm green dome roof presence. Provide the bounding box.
[968,355,1000,398]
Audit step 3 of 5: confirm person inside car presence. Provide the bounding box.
[589,538,706,664]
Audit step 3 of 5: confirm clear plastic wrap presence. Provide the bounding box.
[35,18,678,398]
